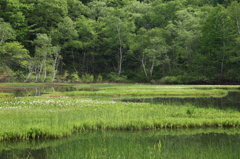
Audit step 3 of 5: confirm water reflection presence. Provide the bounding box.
[120,92,240,111]
[0,86,98,97]
[0,129,240,159]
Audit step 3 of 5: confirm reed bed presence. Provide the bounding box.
[1,128,239,152]
[1,129,239,159]
[43,84,229,97]
[0,93,13,97]
[0,96,240,141]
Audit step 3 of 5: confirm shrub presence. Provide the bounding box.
[160,76,181,84]
[160,74,209,84]
[79,74,94,82]
[96,74,102,82]
[66,72,81,82]
[55,71,69,82]
[107,72,128,82]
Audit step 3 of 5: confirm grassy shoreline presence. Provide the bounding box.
[0,83,240,141]
[0,98,240,141]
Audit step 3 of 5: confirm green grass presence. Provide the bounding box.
[0,95,240,141]
[0,83,238,98]
[0,83,240,141]
[1,129,240,159]
[47,130,240,159]
[42,84,229,98]
[0,92,13,97]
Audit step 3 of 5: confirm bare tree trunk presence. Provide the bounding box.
[71,48,77,72]
[42,54,47,82]
[24,64,34,82]
[149,55,155,78]
[141,53,148,80]
[51,47,60,82]
[35,62,43,82]
[42,60,47,82]
[117,25,123,77]
[118,45,123,76]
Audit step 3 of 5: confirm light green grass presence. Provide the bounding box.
[0,83,239,141]
[0,83,238,98]
[0,92,13,97]
[1,128,239,158]
[0,96,240,141]
[42,84,229,98]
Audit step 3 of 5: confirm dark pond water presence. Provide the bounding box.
[1,129,240,159]
[0,85,98,97]
[119,91,240,111]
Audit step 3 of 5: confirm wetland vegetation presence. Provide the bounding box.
[1,129,240,159]
[0,83,240,158]
[0,83,240,141]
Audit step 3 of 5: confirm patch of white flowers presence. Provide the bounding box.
[1,99,119,108]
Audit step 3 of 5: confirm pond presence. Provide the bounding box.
[119,91,240,111]
[0,128,240,159]
[1,128,240,159]
[0,85,240,158]
[0,85,98,97]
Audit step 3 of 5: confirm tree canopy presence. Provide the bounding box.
[0,0,240,84]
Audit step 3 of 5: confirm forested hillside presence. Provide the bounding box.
[0,0,240,83]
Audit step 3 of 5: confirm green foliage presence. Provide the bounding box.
[0,19,16,45]
[0,41,30,81]
[28,0,68,33]
[51,16,78,45]
[66,72,81,82]
[160,76,181,84]
[64,73,102,82]
[41,83,228,98]
[160,75,211,84]
[0,0,240,83]
[96,74,103,82]
[107,72,128,82]
[80,74,94,82]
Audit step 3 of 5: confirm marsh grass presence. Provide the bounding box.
[1,129,239,159]
[0,93,13,97]
[0,96,240,141]
[0,84,240,141]
[0,83,237,98]
[42,84,229,98]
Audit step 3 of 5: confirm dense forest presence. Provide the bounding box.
[0,0,240,84]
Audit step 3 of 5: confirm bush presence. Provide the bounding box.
[66,72,81,82]
[160,76,181,84]
[80,74,94,82]
[107,72,128,82]
[96,74,103,82]
[55,71,69,82]
[55,72,102,83]
[160,74,204,84]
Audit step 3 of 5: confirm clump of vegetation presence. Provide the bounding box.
[160,75,211,84]
[107,72,128,82]
[42,84,228,98]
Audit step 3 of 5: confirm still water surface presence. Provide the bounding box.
[120,91,240,111]
[0,85,97,97]
[0,129,240,159]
